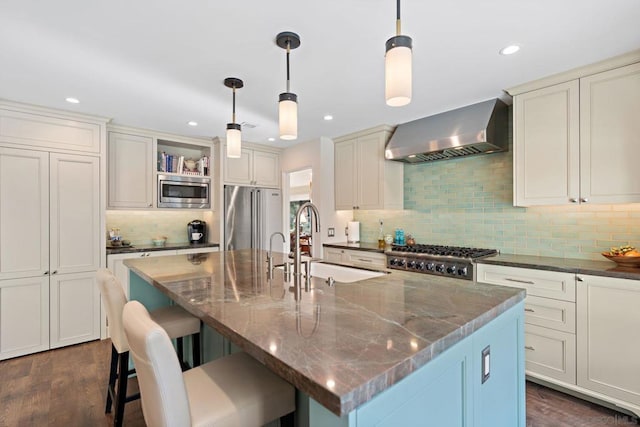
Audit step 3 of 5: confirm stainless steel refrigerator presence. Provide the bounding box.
[224,185,283,251]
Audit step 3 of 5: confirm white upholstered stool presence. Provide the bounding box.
[123,300,296,427]
[96,268,201,427]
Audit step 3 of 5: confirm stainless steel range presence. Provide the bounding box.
[386,244,498,281]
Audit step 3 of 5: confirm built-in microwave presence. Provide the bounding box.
[157,174,210,209]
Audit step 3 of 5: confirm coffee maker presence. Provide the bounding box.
[187,220,207,244]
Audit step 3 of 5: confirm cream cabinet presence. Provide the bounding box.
[107,131,154,208]
[476,264,576,384]
[322,247,386,269]
[0,147,102,360]
[577,274,640,411]
[334,126,403,210]
[512,60,640,206]
[223,145,280,187]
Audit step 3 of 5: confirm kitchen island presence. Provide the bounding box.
[125,249,526,426]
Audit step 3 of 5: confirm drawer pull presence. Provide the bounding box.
[505,278,535,285]
[356,258,372,263]
[525,345,535,351]
[524,308,535,313]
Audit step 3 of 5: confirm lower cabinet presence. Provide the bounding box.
[577,274,640,409]
[0,277,49,360]
[323,247,386,269]
[477,263,640,417]
[0,272,100,360]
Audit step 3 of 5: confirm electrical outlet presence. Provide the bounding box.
[481,345,490,384]
[328,227,335,237]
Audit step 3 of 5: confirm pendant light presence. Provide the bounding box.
[224,77,243,158]
[276,31,301,140]
[385,0,412,107]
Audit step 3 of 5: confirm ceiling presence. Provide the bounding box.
[1,1,639,148]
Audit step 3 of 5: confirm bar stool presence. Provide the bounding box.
[123,300,295,427]
[96,268,202,427]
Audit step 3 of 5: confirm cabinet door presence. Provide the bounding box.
[108,132,153,208]
[356,134,384,209]
[0,276,49,360]
[580,62,640,204]
[525,324,576,384]
[49,153,100,274]
[49,271,100,348]
[253,150,280,187]
[224,147,253,185]
[0,147,49,280]
[513,81,580,206]
[323,248,344,263]
[334,140,357,210]
[577,274,640,406]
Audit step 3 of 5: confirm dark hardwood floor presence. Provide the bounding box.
[0,339,638,426]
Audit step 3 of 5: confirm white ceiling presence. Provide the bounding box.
[1,1,639,147]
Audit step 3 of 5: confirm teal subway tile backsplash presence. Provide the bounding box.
[354,125,640,261]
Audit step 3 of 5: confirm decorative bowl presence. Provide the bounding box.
[152,236,167,247]
[601,252,640,267]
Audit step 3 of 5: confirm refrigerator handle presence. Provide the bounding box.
[251,189,256,248]
[257,189,262,250]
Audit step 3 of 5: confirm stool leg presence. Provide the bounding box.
[192,332,201,367]
[113,352,129,427]
[105,344,118,413]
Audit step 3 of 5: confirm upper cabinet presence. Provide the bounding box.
[107,125,213,209]
[223,144,280,188]
[108,131,154,208]
[511,55,640,206]
[334,125,403,210]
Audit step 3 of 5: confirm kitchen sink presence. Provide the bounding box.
[309,262,387,283]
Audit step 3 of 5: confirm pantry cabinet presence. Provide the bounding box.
[223,145,280,187]
[0,147,102,360]
[576,274,640,408]
[511,59,640,206]
[334,126,403,210]
[108,131,154,208]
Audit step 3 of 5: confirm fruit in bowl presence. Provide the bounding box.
[602,245,640,267]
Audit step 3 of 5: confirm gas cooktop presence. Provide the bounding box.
[385,244,498,280]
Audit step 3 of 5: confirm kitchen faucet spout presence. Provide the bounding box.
[267,232,286,279]
[294,202,320,294]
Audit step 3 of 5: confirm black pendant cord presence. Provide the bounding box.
[286,41,291,93]
[396,0,401,35]
[231,87,236,124]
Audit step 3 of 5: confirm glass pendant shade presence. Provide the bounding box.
[226,123,241,158]
[385,36,412,107]
[279,92,298,140]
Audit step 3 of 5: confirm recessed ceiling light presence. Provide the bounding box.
[268,137,275,142]
[65,97,80,104]
[499,45,520,55]
[187,121,198,126]
[323,115,333,121]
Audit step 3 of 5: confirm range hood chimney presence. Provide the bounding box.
[385,98,508,163]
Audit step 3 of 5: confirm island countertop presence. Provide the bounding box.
[125,249,525,416]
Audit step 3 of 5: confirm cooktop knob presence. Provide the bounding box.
[436,264,445,273]
[408,260,417,269]
[426,262,435,271]
[399,259,407,267]
[447,265,457,274]
[418,261,427,271]
[458,267,468,277]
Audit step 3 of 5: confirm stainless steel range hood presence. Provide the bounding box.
[385,98,509,163]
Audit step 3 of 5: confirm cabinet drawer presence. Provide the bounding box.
[476,264,575,302]
[525,325,576,384]
[525,296,575,333]
[176,247,219,255]
[344,251,386,269]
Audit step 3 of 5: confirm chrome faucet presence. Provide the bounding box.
[267,232,286,279]
[294,202,320,292]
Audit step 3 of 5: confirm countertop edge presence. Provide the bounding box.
[107,242,219,255]
[477,255,640,281]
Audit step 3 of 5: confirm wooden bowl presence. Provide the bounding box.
[601,252,640,267]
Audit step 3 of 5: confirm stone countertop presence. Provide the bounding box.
[323,241,385,253]
[477,253,640,280]
[106,242,219,255]
[125,249,524,416]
